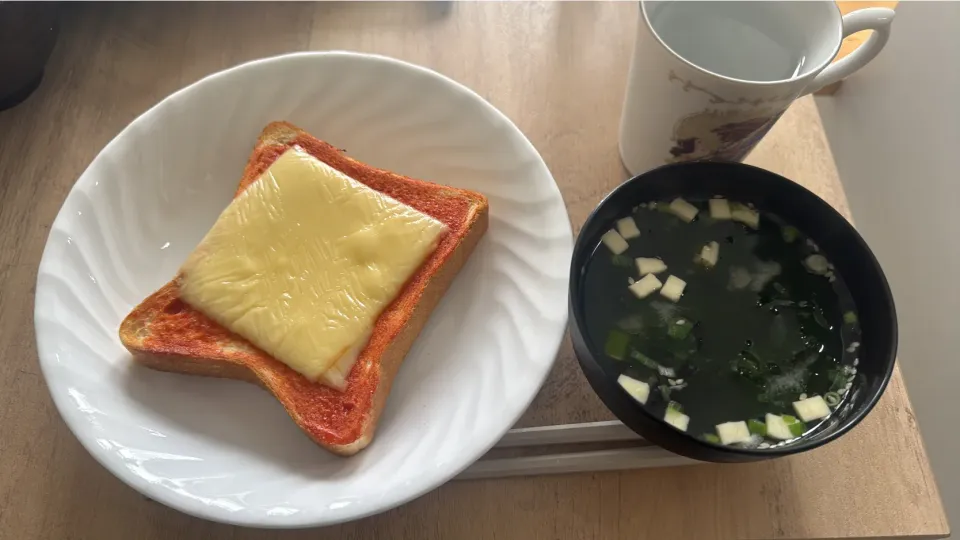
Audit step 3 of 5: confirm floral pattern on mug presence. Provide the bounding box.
[667,107,785,163]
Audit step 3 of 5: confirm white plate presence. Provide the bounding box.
[34,52,572,527]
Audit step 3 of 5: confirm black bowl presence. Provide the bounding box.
[569,161,897,462]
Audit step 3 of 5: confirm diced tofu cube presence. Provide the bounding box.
[628,273,663,299]
[636,257,667,275]
[709,198,732,220]
[803,254,829,275]
[616,217,641,239]
[601,229,629,255]
[792,395,831,422]
[617,374,650,404]
[765,413,794,440]
[668,198,699,223]
[728,266,752,290]
[659,275,687,302]
[697,241,719,268]
[731,204,760,229]
[716,421,751,445]
[665,408,690,432]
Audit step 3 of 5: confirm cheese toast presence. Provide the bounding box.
[118,121,489,456]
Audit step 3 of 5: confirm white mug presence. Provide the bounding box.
[619,1,894,175]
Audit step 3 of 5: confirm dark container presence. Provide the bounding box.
[0,2,60,111]
[569,161,897,462]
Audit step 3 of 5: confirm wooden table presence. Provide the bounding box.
[0,3,947,539]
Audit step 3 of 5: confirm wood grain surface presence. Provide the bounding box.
[0,3,947,539]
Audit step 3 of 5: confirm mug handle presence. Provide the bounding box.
[806,7,895,94]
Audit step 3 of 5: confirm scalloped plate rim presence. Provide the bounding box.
[34,51,572,528]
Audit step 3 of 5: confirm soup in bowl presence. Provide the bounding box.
[569,162,897,462]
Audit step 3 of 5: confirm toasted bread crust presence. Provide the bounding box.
[119,122,488,455]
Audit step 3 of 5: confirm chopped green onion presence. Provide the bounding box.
[781,226,800,243]
[828,369,848,391]
[667,401,683,413]
[659,385,672,401]
[612,254,633,268]
[703,433,721,444]
[824,391,841,407]
[630,349,659,370]
[604,329,630,360]
[668,318,695,340]
[843,311,858,324]
[748,418,767,436]
[782,415,806,437]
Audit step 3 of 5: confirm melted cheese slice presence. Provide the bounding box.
[178,146,447,388]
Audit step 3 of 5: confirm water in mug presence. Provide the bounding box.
[647,1,810,82]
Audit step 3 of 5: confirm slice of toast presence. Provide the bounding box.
[119,121,489,456]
